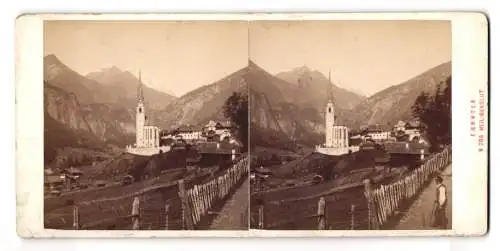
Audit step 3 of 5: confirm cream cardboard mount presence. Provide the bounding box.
[15,12,488,238]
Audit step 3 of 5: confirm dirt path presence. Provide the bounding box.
[395,164,452,230]
[209,178,249,230]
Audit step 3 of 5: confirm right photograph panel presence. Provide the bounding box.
[248,20,452,230]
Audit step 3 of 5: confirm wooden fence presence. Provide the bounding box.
[251,146,451,230]
[62,156,249,230]
[183,156,249,229]
[369,145,451,229]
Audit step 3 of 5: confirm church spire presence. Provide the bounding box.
[327,69,334,104]
[137,69,144,103]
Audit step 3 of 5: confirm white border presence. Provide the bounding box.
[15,12,488,238]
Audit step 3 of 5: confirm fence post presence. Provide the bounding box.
[131,196,140,230]
[317,196,327,230]
[350,204,356,230]
[258,204,265,229]
[363,179,377,230]
[73,205,79,230]
[164,203,170,230]
[177,179,194,230]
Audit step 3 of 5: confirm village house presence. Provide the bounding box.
[44,175,65,195]
[391,120,423,142]
[62,167,84,190]
[367,131,391,142]
[202,120,233,141]
[383,141,430,168]
[161,120,234,145]
[362,125,391,142]
[404,121,422,139]
[196,139,242,167]
[394,120,407,132]
[204,120,231,132]
[44,166,84,194]
[177,125,203,141]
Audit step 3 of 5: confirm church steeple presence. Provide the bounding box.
[135,69,146,148]
[327,69,334,104]
[137,69,144,103]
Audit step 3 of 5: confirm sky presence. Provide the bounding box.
[249,20,451,96]
[44,21,249,96]
[45,20,451,97]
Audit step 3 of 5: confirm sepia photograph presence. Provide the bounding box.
[43,20,250,230]
[248,20,453,230]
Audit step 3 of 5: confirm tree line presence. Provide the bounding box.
[223,91,249,152]
[411,75,451,152]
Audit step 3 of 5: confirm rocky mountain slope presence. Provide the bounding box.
[156,60,365,147]
[246,62,325,146]
[44,54,175,109]
[247,60,451,148]
[43,52,451,160]
[157,67,248,130]
[345,61,452,129]
[44,82,135,148]
[156,61,356,145]
[43,55,152,164]
[275,65,365,110]
[248,61,375,147]
[86,67,176,110]
[44,54,106,105]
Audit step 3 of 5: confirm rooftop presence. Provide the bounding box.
[204,120,232,129]
[197,141,239,155]
[406,121,421,128]
[45,175,64,184]
[65,167,83,175]
[177,124,197,133]
[383,141,430,155]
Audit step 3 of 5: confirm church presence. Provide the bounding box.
[126,71,170,156]
[315,72,360,156]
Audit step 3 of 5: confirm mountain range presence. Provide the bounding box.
[154,60,366,144]
[156,66,249,130]
[85,66,176,110]
[274,65,365,110]
[342,61,451,129]
[43,55,174,164]
[247,60,451,148]
[43,54,451,165]
[247,61,362,148]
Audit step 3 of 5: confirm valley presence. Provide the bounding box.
[43,53,451,231]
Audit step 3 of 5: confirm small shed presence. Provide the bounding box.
[66,167,83,176]
[45,175,64,186]
[384,141,430,168]
[121,175,134,186]
[384,142,430,155]
[95,180,107,187]
[44,175,65,193]
[197,141,240,165]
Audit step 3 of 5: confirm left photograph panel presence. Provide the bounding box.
[43,20,250,230]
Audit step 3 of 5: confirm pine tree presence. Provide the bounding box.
[223,92,249,152]
[411,75,452,151]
